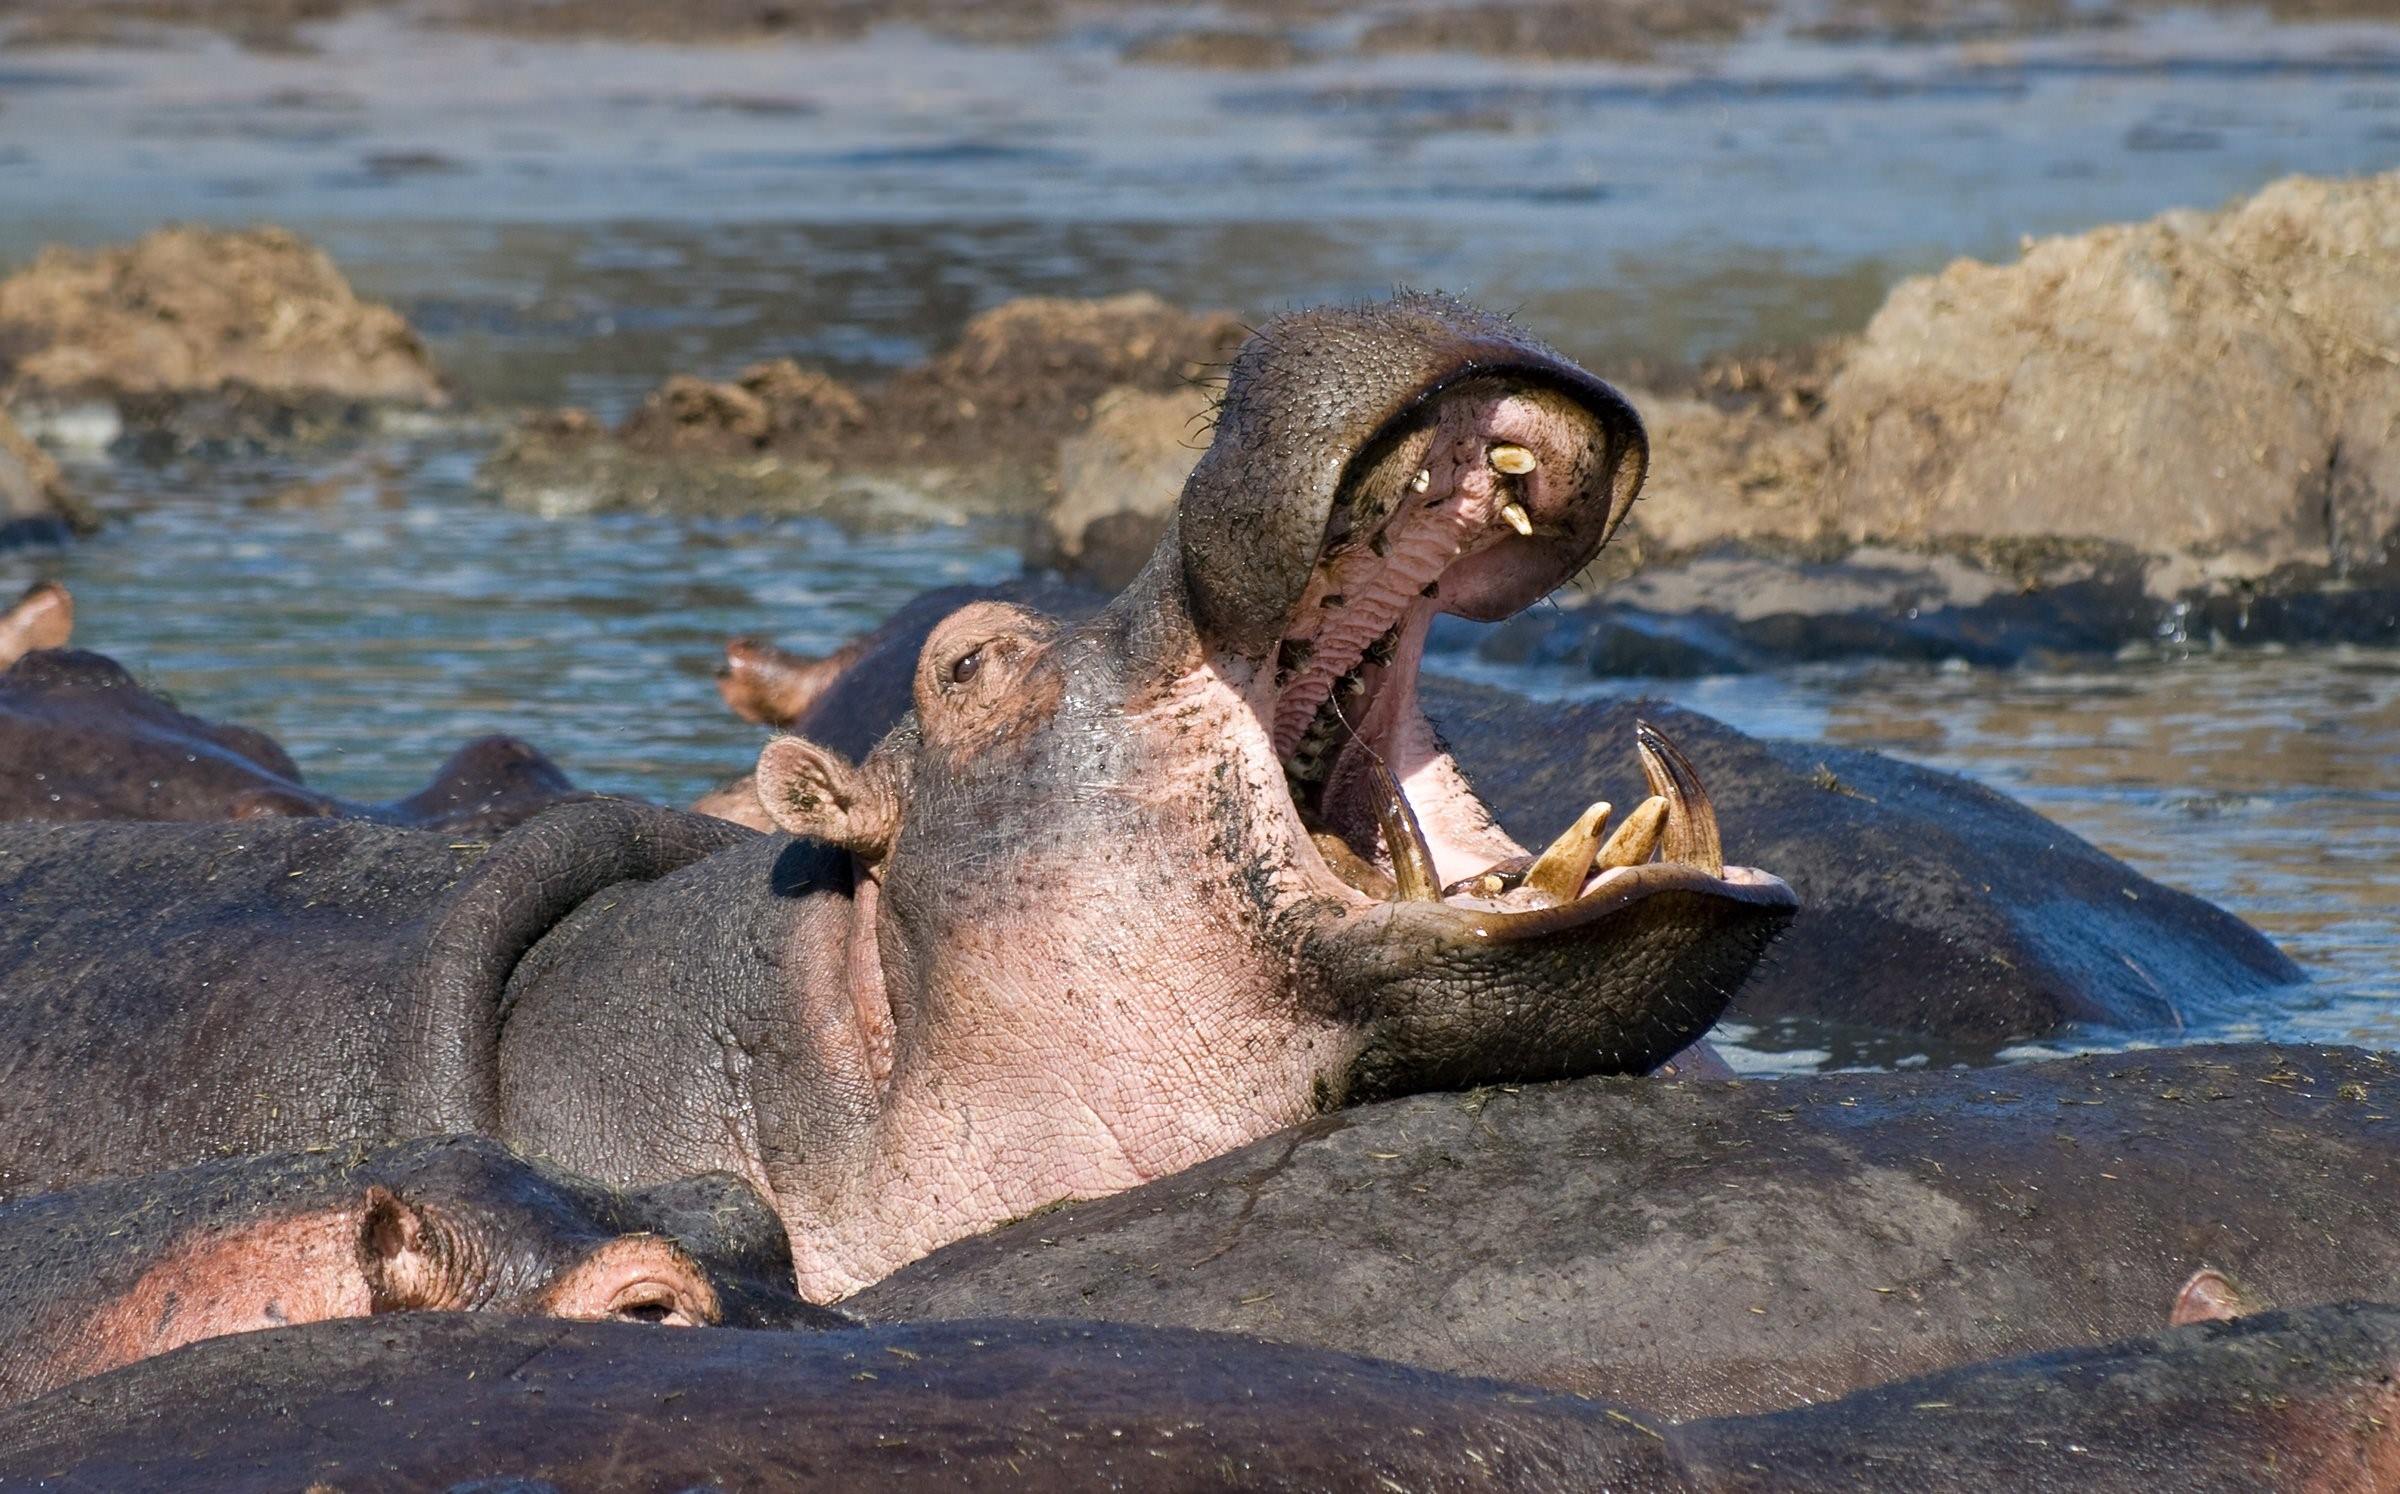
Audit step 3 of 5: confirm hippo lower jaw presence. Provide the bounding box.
[1270,592,1797,1094]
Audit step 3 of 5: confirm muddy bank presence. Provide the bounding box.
[481,292,1242,520]
[1047,169,2400,670]
[0,226,448,454]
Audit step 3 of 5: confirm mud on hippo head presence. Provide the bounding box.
[757,294,1792,1137]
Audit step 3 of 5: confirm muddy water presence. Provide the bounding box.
[2,6,2397,1070]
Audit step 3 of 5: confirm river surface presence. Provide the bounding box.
[1,6,2395,1070]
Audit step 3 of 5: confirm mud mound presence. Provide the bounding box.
[871,292,1242,468]
[425,0,1062,44]
[485,293,1241,521]
[1825,169,2400,576]
[1359,0,1767,61]
[614,360,869,460]
[0,226,447,440]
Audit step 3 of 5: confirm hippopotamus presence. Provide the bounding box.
[1,1305,2392,1491]
[0,1135,840,1406]
[856,1043,2400,1418]
[706,591,2298,1048]
[0,295,1794,1299]
[0,591,592,832]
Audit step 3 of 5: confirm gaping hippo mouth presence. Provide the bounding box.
[1262,374,1789,929]
[1162,333,1798,1093]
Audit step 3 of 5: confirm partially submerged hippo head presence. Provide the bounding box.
[753,297,1793,1235]
[44,1138,829,1403]
[0,620,589,832]
[353,1142,743,1327]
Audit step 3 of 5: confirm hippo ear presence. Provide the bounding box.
[539,1235,721,1328]
[755,735,896,861]
[357,1186,446,1312]
[2170,1267,2267,1327]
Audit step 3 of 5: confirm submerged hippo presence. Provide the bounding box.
[2,1305,2393,1491]
[858,1043,2400,1417]
[0,296,1793,1299]
[0,594,591,833]
[0,1136,839,1406]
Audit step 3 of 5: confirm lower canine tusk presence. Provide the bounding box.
[1368,759,1443,903]
[1499,501,1534,536]
[1596,796,1668,870]
[1525,801,1610,901]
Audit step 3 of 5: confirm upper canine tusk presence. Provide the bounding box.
[1636,720,1724,878]
[1525,801,1610,902]
[1488,444,1536,475]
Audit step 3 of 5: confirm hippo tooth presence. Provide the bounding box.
[1636,721,1724,878]
[1525,801,1611,902]
[1488,444,1536,475]
[1595,796,1668,871]
[1410,467,1432,493]
[1499,501,1534,537]
[1367,759,1442,902]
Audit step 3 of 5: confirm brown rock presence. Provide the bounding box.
[616,360,867,459]
[1359,0,1766,61]
[0,226,446,412]
[1041,384,1215,585]
[485,293,1241,521]
[873,291,1245,469]
[1823,170,2400,575]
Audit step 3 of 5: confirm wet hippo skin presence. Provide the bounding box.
[0,1305,2391,1491]
[856,1044,2400,1419]
[0,298,1792,1303]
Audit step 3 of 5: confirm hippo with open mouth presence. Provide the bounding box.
[0,294,1792,1298]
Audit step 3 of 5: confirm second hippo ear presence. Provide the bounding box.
[2169,1267,2268,1328]
[755,735,896,861]
[357,1186,446,1312]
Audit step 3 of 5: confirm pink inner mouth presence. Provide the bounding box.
[1256,389,1775,913]
[1269,393,1582,893]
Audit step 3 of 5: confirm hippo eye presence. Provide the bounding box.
[607,1281,698,1327]
[949,647,984,686]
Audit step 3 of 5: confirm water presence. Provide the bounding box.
[2,5,2397,1070]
